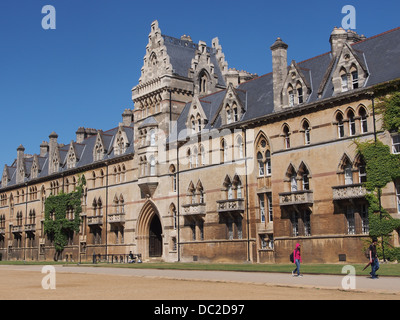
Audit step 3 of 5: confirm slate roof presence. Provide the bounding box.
[0,125,134,189]
[162,35,226,87]
[170,26,400,142]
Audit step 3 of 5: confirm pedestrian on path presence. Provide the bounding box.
[369,237,380,279]
[292,243,303,277]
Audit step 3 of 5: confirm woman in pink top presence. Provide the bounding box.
[292,243,303,277]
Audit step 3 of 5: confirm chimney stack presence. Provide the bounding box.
[271,37,288,111]
[16,144,25,184]
[122,109,134,126]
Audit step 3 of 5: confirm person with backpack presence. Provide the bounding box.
[291,243,303,277]
[369,238,380,279]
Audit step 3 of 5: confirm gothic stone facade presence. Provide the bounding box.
[1,21,400,264]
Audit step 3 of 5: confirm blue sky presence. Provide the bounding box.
[0,0,399,167]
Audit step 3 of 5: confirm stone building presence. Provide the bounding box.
[0,21,399,264]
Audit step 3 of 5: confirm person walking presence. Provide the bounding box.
[369,237,380,279]
[292,243,303,277]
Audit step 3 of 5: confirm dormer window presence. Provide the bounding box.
[341,72,348,93]
[297,87,304,104]
[288,85,295,107]
[351,70,359,89]
[233,103,239,122]
[199,71,208,94]
[226,107,232,124]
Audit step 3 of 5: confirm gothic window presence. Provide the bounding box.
[149,156,156,176]
[149,129,156,146]
[336,112,345,138]
[346,206,356,235]
[94,143,104,161]
[298,162,311,191]
[199,71,208,94]
[199,145,206,166]
[288,85,295,107]
[257,152,264,176]
[283,125,291,149]
[344,164,353,185]
[297,82,304,104]
[350,65,359,89]
[193,146,199,168]
[392,134,400,154]
[348,109,356,136]
[170,204,177,230]
[302,120,311,145]
[340,68,348,92]
[169,165,177,192]
[226,106,232,124]
[233,103,239,122]
[395,180,400,214]
[359,106,368,133]
[256,135,271,177]
[236,135,244,160]
[233,175,243,199]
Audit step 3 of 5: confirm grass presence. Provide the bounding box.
[2,260,399,277]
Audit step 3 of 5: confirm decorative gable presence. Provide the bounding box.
[66,141,78,169]
[281,61,311,108]
[186,95,208,134]
[189,40,221,96]
[139,20,173,84]
[2,165,9,187]
[113,125,129,156]
[93,131,106,162]
[332,42,368,95]
[50,147,60,174]
[31,155,40,179]
[212,84,245,126]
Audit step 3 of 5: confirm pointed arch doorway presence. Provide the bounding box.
[137,201,163,259]
[149,214,162,257]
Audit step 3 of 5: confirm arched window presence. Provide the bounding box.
[257,152,264,176]
[283,125,291,149]
[149,156,156,176]
[149,129,156,146]
[256,135,271,177]
[302,120,311,145]
[288,84,295,107]
[340,68,348,92]
[296,82,304,104]
[348,109,356,136]
[199,71,208,94]
[226,106,232,124]
[236,135,244,159]
[350,65,359,89]
[193,147,198,168]
[359,107,368,133]
[336,112,345,138]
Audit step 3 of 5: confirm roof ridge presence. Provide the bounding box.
[351,26,400,46]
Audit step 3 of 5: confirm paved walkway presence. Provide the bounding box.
[1,264,399,295]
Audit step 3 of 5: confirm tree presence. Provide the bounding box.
[356,92,400,261]
[44,175,86,261]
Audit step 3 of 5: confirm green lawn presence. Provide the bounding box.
[1,261,399,276]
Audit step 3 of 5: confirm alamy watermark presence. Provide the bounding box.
[41,5,56,30]
[41,265,56,290]
[341,265,356,290]
[342,5,356,30]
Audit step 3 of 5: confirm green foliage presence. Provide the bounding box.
[356,92,400,261]
[44,175,86,260]
[356,141,400,191]
[375,92,400,133]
